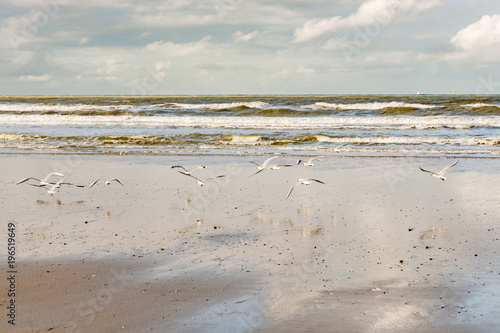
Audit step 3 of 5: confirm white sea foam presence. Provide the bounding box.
[223,135,262,145]
[170,101,272,110]
[463,103,500,108]
[324,136,500,146]
[307,101,439,110]
[0,103,162,112]
[1,114,499,130]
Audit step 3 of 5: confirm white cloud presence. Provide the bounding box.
[144,36,211,57]
[79,37,89,45]
[232,30,261,42]
[297,65,315,75]
[293,0,441,42]
[451,14,500,52]
[18,74,52,81]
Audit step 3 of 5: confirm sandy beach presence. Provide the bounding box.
[1,153,499,332]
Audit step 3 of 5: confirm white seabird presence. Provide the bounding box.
[17,172,64,186]
[296,158,324,166]
[181,173,226,186]
[419,161,459,181]
[250,156,280,176]
[330,143,348,153]
[88,178,124,188]
[28,176,69,196]
[171,165,206,175]
[286,178,326,199]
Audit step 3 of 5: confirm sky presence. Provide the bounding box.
[1,0,500,95]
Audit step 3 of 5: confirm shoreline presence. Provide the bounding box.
[1,150,499,159]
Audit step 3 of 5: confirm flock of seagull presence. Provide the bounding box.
[16,157,459,198]
[171,156,329,199]
[16,172,123,196]
[171,156,459,199]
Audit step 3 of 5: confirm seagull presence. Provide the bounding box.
[181,173,226,186]
[296,158,324,166]
[28,176,69,196]
[419,161,459,181]
[46,176,70,196]
[250,156,280,176]
[171,165,206,175]
[330,143,348,153]
[286,178,326,199]
[269,163,296,170]
[17,172,64,186]
[88,178,124,188]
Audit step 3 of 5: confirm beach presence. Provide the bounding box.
[1,153,499,332]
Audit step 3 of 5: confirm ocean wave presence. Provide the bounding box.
[307,101,440,110]
[464,103,500,108]
[170,101,271,110]
[1,114,500,130]
[3,132,499,148]
[377,107,430,115]
[461,103,500,115]
[3,100,500,117]
[0,102,163,114]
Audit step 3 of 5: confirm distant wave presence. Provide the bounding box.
[169,101,271,110]
[3,101,500,117]
[0,102,164,114]
[307,101,440,110]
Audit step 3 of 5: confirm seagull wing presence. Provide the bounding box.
[250,168,266,177]
[286,181,300,199]
[438,160,459,176]
[171,165,188,173]
[110,178,124,186]
[27,183,44,188]
[42,172,65,183]
[261,156,280,168]
[189,165,206,172]
[17,177,41,185]
[88,179,103,188]
[332,143,348,151]
[309,178,326,185]
[419,167,434,174]
[60,182,85,188]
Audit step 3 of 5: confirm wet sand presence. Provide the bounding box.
[1,153,499,332]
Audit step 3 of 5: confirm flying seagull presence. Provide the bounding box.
[286,178,326,199]
[419,161,459,181]
[181,173,226,186]
[88,178,124,188]
[250,156,280,176]
[296,158,324,166]
[17,172,64,186]
[171,165,206,175]
[268,164,295,170]
[330,143,348,153]
[27,176,69,196]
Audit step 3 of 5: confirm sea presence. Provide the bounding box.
[1,94,500,157]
